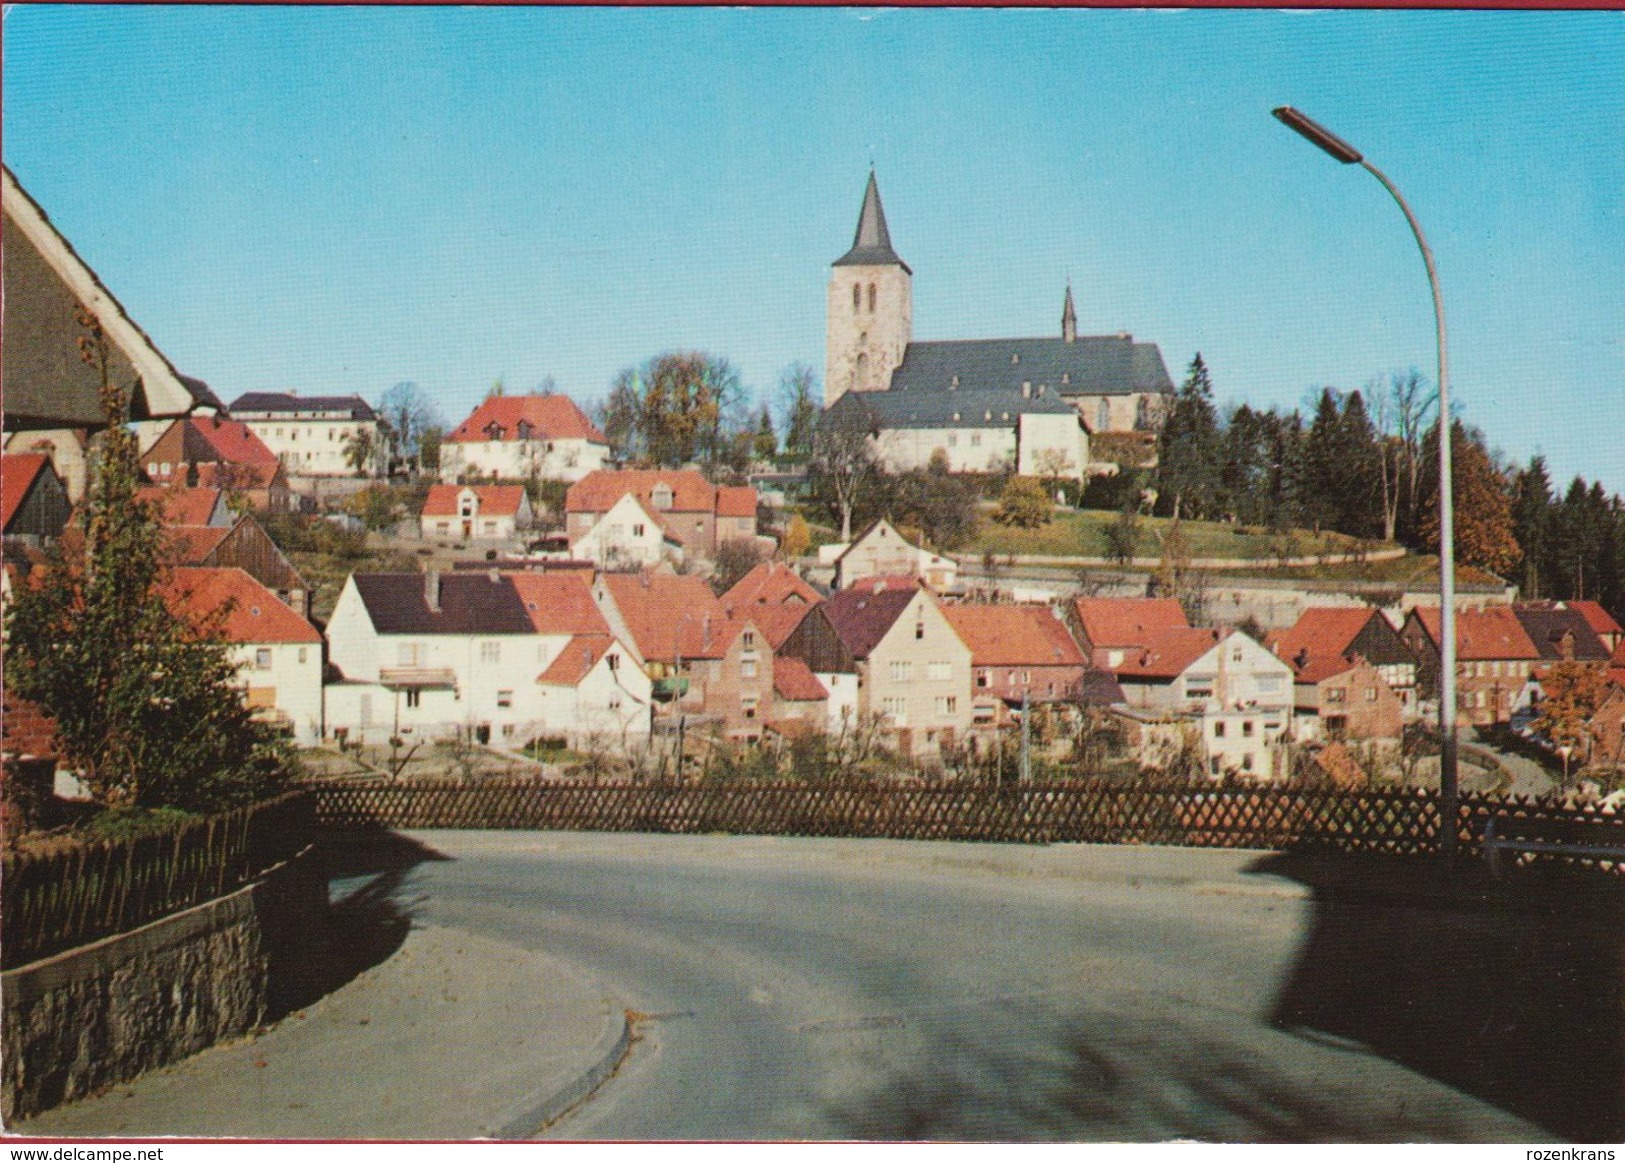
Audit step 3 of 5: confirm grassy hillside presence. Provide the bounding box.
[966,509,1393,562]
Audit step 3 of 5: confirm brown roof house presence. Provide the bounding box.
[1069,597,1190,671]
[940,603,1092,730]
[1400,606,1540,727]
[141,416,291,512]
[1,452,71,548]
[1266,607,1416,730]
[781,576,972,756]
[1110,628,1295,781]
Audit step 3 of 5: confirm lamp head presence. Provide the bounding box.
[1272,106,1363,165]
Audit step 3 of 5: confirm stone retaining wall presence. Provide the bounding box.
[2,847,326,1122]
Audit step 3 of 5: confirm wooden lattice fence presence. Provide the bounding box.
[1,791,315,969]
[307,779,1625,870]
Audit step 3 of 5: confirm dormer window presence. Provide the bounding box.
[1011,353,1020,365]
[1022,382,1031,398]
[651,483,674,511]
[516,420,533,441]
[485,422,505,441]
[950,374,959,387]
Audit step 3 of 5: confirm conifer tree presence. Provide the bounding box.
[1156,354,1219,521]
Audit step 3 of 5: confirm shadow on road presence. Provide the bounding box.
[1250,851,1625,1142]
[266,827,452,1021]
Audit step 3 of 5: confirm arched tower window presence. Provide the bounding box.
[855,352,868,390]
[853,284,861,313]
[867,283,877,313]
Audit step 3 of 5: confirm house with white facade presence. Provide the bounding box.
[228,392,387,477]
[570,492,681,568]
[419,484,534,541]
[832,519,959,591]
[163,567,324,745]
[324,569,648,748]
[1112,628,1295,780]
[439,394,610,484]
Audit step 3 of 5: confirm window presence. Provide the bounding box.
[497,690,513,708]
[1327,688,1347,703]
[297,647,307,665]
[889,661,912,682]
[405,690,421,709]
[970,433,981,448]
[935,696,958,716]
[742,631,755,649]
[607,653,618,671]
[1242,720,1254,737]
[1213,721,1226,738]
[502,723,516,738]
[743,696,759,720]
[1242,753,1254,772]
[481,642,501,664]
[1186,677,1213,698]
[1366,687,1379,702]
[633,523,646,537]
[882,696,907,723]
[1210,756,1222,776]
[852,284,861,313]
[947,434,957,448]
[397,643,422,667]
[255,648,273,670]
[915,622,925,640]
[742,660,758,679]
[867,283,876,312]
[977,670,990,689]
[927,662,951,682]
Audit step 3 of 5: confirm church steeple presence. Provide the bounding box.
[1062,283,1078,343]
[834,170,910,274]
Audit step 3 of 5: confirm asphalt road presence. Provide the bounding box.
[374,831,1561,1143]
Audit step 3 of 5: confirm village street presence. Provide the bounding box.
[389,832,1582,1142]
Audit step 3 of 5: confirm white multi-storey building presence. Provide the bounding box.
[324,569,650,748]
[228,392,386,477]
[439,394,610,484]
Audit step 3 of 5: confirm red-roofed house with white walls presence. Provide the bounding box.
[162,567,324,745]
[439,394,610,484]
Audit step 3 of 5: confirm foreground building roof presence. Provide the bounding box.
[164,567,320,645]
[940,603,1086,669]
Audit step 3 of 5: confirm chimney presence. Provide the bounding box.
[702,613,712,652]
[425,570,441,612]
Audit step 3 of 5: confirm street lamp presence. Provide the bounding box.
[1272,105,1459,865]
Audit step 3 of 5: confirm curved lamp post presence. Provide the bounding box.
[1272,106,1458,865]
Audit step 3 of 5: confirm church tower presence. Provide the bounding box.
[1062,283,1078,343]
[825,171,912,407]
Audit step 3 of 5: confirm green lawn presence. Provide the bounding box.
[1263,553,1505,587]
[966,509,1390,562]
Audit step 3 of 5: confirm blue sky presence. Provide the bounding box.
[5,7,1621,493]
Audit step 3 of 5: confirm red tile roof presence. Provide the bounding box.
[421,484,529,519]
[599,571,730,661]
[1567,600,1623,640]
[163,524,232,563]
[750,602,815,650]
[193,461,282,490]
[772,656,828,703]
[188,416,279,465]
[135,486,226,527]
[163,567,321,644]
[941,604,1085,669]
[1267,607,1378,684]
[1116,627,1224,680]
[716,486,758,519]
[1,453,52,530]
[537,634,615,686]
[1072,597,1189,649]
[445,394,606,445]
[1410,606,1539,661]
[567,469,738,516]
[506,571,612,636]
[722,561,822,612]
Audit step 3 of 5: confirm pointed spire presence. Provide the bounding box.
[834,170,910,273]
[1062,283,1078,343]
